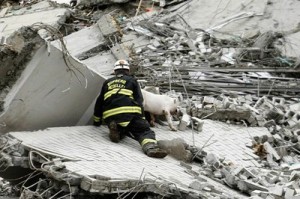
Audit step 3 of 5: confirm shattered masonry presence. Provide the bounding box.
[0,0,300,198]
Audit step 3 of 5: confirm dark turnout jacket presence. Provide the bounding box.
[93,74,144,127]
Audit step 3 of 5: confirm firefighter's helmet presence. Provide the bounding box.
[114,60,130,71]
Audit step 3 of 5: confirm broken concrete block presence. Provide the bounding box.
[110,43,130,60]
[243,168,257,178]
[273,134,282,141]
[188,180,206,191]
[151,39,161,48]
[220,167,237,187]
[213,171,223,179]
[257,177,271,187]
[286,110,296,119]
[290,171,300,181]
[147,44,157,50]
[97,14,119,37]
[178,114,191,131]
[162,59,172,67]
[173,60,181,65]
[277,147,288,157]
[269,184,283,196]
[285,188,295,198]
[191,117,204,132]
[289,163,300,171]
[206,153,219,166]
[250,190,261,196]
[243,180,269,192]
[266,153,279,168]
[283,156,295,165]
[263,142,281,161]
[202,186,212,192]
[265,107,284,122]
[231,166,244,176]
[237,180,248,192]
[272,97,285,106]
[202,96,216,106]
[265,171,280,184]
[12,156,28,168]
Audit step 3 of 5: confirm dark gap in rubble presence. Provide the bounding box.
[0,27,44,112]
[58,14,93,36]
[0,0,18,7]
[0,166,45,197]
[77,44,111,60]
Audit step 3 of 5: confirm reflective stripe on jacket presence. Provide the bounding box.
[93,74,144,126]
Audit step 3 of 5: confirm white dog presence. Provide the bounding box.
[141,89,179,131]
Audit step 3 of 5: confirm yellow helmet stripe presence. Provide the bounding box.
[103,106,142,119]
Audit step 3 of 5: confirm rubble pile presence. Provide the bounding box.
[189,152,300,198]
[102,9,300,198]
[0,134,212,199]
[187,95,300,128]
[172,99,300,198]
[121,18,300,99]
[0,0,300,198]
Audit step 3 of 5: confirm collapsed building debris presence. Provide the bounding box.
[0,0,300,198]
[124,19,300,98]
[0,122,269,199]
[0,27,44,112]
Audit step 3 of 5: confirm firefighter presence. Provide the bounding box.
[93,59,168,158]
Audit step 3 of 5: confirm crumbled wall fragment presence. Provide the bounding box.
[0,26,44,112]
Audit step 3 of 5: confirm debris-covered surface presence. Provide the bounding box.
[0,121,270,198]
[0,0,300,198]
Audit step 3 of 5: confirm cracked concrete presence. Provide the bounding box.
[0,0,300,198]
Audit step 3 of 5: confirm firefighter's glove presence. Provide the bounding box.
[93,121,102,127]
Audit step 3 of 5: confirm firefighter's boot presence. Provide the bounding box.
[108,121,120,143]
[142,142,168,158]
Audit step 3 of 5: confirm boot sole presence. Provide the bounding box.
[109,122,120,143]
[147,151,168,158]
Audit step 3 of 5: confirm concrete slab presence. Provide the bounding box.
[51,25,105,58]
[0,1,70,37]
[164,0,268,34]
[0,44,103,133]
[9,120,269,167]
[0,3,111,134]
[8,120,262,197]
[50,20,116,79]
[80,52,115,78]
